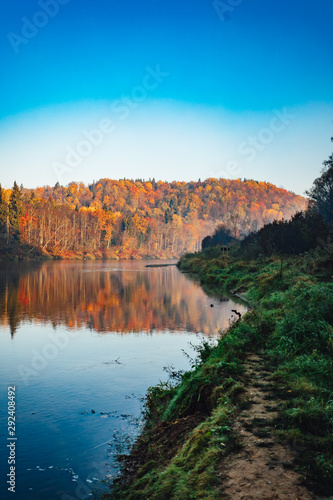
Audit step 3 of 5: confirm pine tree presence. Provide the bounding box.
[0,184,9,236]
[9,181,24,233]
[306,153,333,227]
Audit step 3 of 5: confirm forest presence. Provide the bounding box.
[0,177,306,260]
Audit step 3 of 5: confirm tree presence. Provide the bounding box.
[202,235,212,249]
[202,224,237,250]
[9,181,24,233]
[306,153,333,228]
[240,211,329,258]
[0,184,9,236]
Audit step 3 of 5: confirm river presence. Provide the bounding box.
[0,260,247,499]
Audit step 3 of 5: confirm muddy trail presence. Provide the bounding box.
[217,354,315,500]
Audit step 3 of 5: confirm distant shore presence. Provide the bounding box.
[0,244,181,262]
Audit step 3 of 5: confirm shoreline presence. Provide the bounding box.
[105,249,333,499]
[0,245,181,263]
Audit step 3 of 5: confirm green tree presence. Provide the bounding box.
[9,181,24,233]
[306,153,333,227]
[0,184,9,236]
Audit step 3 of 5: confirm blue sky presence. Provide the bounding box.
[0,0,332,194]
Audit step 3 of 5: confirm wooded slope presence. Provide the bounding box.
[0,178,307,259]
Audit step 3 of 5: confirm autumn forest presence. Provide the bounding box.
[0,178,307,259]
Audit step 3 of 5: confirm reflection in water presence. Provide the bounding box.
[0,261,247,337]
[0,260,248,500]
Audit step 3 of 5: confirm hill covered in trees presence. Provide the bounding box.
[0,178,307,260]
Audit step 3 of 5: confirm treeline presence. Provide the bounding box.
[239,153,333,258]
[239,211,329,258]
[0,177,307,259]
[202,152,333,259]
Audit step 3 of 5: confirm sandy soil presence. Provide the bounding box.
[217,354,315,500]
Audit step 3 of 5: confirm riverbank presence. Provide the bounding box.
[106,246,333,499]
[0,243,181,262]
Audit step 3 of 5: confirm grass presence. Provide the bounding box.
[105,247,333,499]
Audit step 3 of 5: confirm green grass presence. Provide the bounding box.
[115,404,237,500]
[106,248,333,499]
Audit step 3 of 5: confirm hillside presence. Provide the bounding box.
[0,178,307,260]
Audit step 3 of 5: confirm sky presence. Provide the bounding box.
[0,0,332,195]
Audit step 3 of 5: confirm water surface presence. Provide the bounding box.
[0,260,247,499]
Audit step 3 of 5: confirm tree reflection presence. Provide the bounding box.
[0,262,247,337]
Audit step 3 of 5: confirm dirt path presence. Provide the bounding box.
[217,354,315,500]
